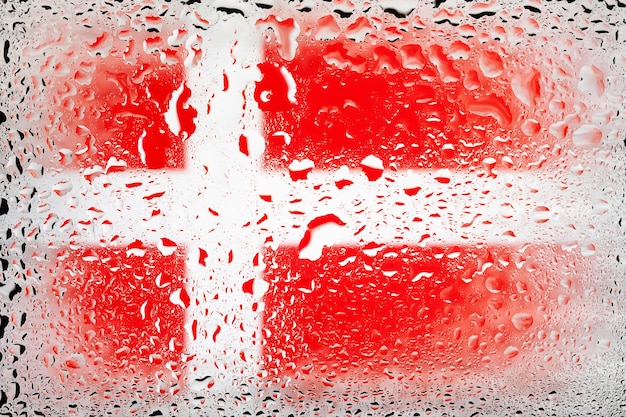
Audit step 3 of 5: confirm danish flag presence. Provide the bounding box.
[13,3,605,397]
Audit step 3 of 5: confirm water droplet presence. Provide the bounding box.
[598,338,611,350]
[521,122,541,141]
[578,65,605,97]
[503,345,519,358]
[532,206,551,224]
[361,155,384,181]
[288,158,314,181]
[478,50,504,78]
[511,68,541,106]
[468,334,480,350]
[572,124,603,149]
[485,275,505,293]
[511,313,534,331]
[315,15,341,40]
[580,242,596,257]
[257,15,301,61]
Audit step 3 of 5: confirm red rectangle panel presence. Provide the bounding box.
[42,242,188,385]
[256,19,548,175]
[262,244,579,380]
[45,33,197,171]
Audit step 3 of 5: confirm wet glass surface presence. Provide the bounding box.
[1,1,625,415]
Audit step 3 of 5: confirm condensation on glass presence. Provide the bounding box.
[1,0,625,415]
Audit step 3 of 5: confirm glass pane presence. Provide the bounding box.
[1,1,625,415]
